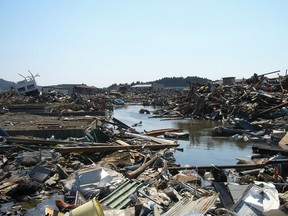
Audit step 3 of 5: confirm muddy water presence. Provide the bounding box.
[113,105,258,166]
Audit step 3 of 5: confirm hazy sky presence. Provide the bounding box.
[1,1,287,87]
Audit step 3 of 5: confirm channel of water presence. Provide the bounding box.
[113,105,259,166]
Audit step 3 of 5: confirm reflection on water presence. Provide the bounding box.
[176,121,251,150]
[113,105,257,166]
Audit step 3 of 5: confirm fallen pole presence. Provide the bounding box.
[256,101,288,117]
[56,143,179,153]
[127,154,159,178]
[257,70,280,77]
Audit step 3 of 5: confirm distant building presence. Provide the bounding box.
[42,86,69,95]
[131,84,152,91]
[42,84,77,95]
[152,83,164,91]
[222,77,236,85]
[42,84,97,95]
[132,84,152,88]
[131,83,165,91]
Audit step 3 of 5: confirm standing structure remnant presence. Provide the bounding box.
[13,70,40,96]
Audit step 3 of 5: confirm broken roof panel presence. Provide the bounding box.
[100,179,148,209]
[162,193,219,216]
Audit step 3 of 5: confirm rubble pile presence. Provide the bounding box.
[0,115,286,215]
[144,74,288,144]
[1,73,288,215]
[170,75,288,121]
[0,91,113,113]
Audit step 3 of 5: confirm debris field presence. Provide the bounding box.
[1,73,288,215]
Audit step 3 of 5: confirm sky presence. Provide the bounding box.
[0,1,288,88]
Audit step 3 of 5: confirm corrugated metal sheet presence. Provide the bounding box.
[162,193,219,216]
[100,179,147,209]
[30,165,53,182]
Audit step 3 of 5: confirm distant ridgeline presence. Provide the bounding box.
[109,76,213,89]
[154,76,212,87]
[0,79,14,91]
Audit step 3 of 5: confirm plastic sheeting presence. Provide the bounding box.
[242,181,280,212]
[64,166,124,199]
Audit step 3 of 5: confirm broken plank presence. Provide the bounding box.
[0,181,18,190]
[124,132,176,145]
[112,117,131,129]
[115,139,130,146]
[6,137,78,146]
[278,132,288,149]
[144,128,183,136]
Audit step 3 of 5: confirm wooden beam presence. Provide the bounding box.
[6,137,78,145]
[56,143,179,153]
[124,132,176,145]
[112,117,131,129]
[257,101,288,116]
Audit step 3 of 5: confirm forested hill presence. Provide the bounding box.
[0,79,14,91]
[155,76,212,87]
